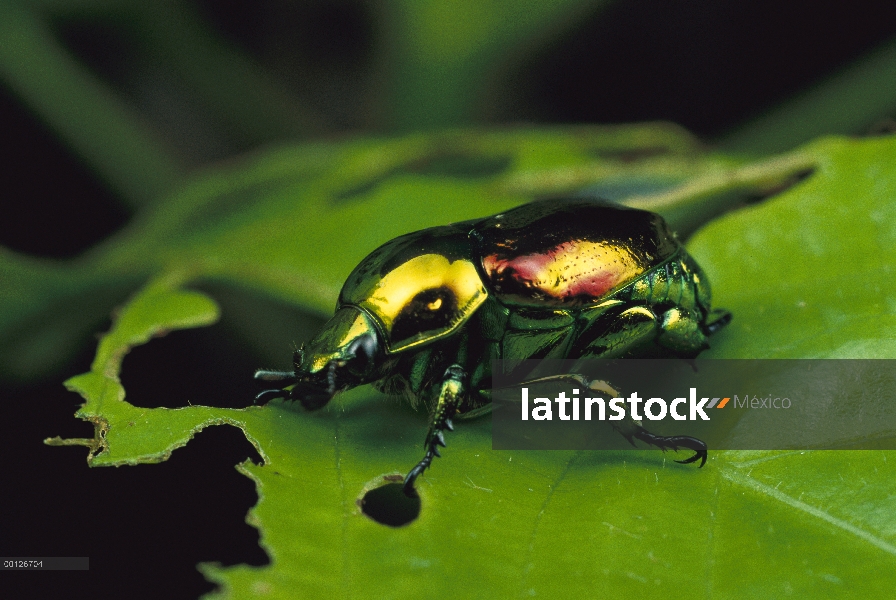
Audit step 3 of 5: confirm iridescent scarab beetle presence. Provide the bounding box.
[255,199,730,496]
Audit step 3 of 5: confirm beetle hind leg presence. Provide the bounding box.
[403,365,465,498]
[573,305,659,359]
[656,307,710,356]
[702,308,732,335]
[616,424,707,468]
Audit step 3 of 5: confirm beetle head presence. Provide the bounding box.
[256,227,488,409]
[255,307,383,410]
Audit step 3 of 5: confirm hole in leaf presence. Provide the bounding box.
[358,476,420,527]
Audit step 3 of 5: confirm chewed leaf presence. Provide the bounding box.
[91,272,221,378]
[45,131,896,598]
[48,273,234,464]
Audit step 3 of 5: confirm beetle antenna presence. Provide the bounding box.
[254,369,295,382]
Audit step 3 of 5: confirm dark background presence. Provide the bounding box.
[3,1,896,597]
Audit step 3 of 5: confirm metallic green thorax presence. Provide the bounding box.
[338,226,486,353]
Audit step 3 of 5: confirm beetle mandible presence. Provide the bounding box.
[255,199,731,497]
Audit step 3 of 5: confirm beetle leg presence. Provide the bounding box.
[657,307,710,356]
[519,373,708,468]
[573,305,659,359]
[615,423,707,468]
[403,364,466,498]
[513,373,704,468]
[702,308,733,335]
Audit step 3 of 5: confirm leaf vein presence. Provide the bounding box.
[721,467,896,556]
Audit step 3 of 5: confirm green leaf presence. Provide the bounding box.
[43,129,896,598]
[690,135,896,359]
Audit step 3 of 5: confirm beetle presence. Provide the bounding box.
[255,198,731,497]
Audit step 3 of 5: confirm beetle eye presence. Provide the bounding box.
[344,332,379,378]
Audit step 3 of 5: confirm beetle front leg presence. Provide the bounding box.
[403,364,465,498]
